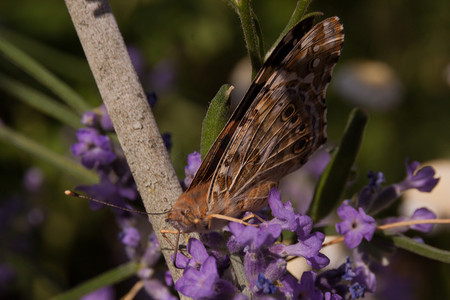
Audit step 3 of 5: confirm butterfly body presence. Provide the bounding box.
[167,16,344,233]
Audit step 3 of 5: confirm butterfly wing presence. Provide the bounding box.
[206,17,344,216]
[186,16,316,192]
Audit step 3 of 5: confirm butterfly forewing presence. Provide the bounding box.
[168,16,344,232]
[186,16,317,192]
[207,16,344,214]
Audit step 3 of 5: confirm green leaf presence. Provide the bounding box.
[0,27,92,83]
[49,261,140,300]
[0,73,81,129]
[0,36,90,113]
[308,108,368,223]
[266,0,314,58]
[200,84,232,158]
[0,124,98,184]
[383,234,450,264]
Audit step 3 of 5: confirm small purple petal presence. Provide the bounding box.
[410,207,436,232]
[175,256,219,299]
[187,238,209,265]
[183,151,202,187]
[81,111,98,127]
[335,202,376,249]
[119,227,141,248]
[144,279,177,300]
[396,159,440,193]
[80,286,115,300]
[99,105,114,132]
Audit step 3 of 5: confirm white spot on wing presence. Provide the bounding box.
[313,58,320,68]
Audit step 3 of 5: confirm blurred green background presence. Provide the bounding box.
[0,0,449,299]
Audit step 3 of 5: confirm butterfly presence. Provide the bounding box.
[167,16,344,233]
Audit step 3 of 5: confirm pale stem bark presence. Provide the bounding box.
[64,0,198,296]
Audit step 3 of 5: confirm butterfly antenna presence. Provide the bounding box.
[64,190,168,215]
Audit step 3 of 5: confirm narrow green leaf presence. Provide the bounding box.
[200,84,232,158]
[49,261,140,300]
[266,0,313,58]
[0,124,98,184]
[0,36,90,113]
[0,73,81,129]
[383,234,450,264]
[308,108,368,223]
[0,27,92,82]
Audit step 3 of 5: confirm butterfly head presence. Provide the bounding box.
[166,184,210,232]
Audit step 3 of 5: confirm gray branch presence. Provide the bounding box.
[64,0,198,296]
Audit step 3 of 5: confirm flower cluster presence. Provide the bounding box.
[170,155,440,300]
[72,99,442,300]
[71,100,174,300]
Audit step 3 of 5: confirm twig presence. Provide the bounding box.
[64,0,198,295]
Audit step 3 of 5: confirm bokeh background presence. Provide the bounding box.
[0,0,449,299]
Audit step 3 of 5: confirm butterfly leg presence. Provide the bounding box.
[241,213,265,223]
[160,229,184,268]
[208,213,259,227]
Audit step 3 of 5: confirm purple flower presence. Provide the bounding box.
[80,286,115,300]
[265,188,329,268]
[143,279,177,300]
[368,159,440,214]
[99,104,114,132]
[228,222,281,253]
[352,264,376,294]
[324,292,343,300]
[278,274,302,299]
[77,174,130,212]
[266,188,298,232]
[357,171,385,211]
[141,233,161,266]
[396,159,440,193]
[349,282,365,299]
[302,149,331,179]
[297,271,322,300]
[255,273,276,294]
[164,270,173,287]
[410,207,436,232]
[81,111,98,127]
[173,238,209,269]
[183,151,202,188]
[335,202,376,249]
[119,227,141,247]
[175,256,237,299]
[119,226,141,259]
[71,128,116,169]
[23,167,44,193]
[380,207,437,234]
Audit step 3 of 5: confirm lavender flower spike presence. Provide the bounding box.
[71,128,116,169]
[335,202,376,249]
